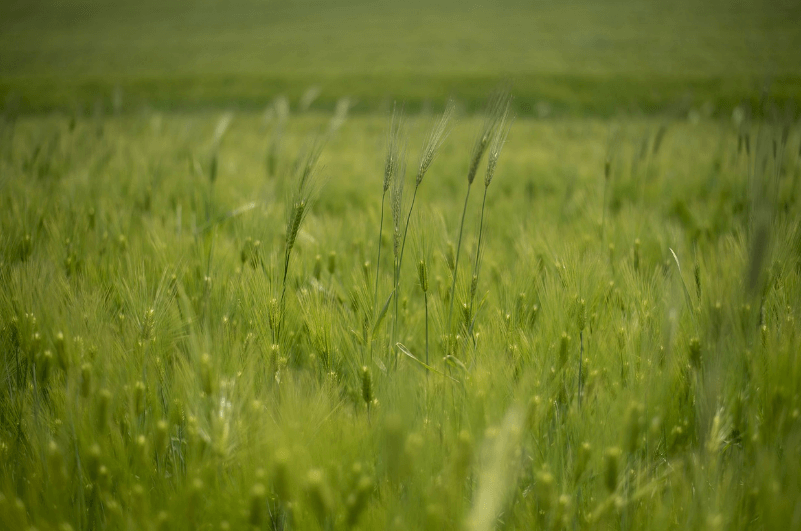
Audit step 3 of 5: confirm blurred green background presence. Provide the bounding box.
[2,0,800,114]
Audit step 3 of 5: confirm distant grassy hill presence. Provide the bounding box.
[2,0,800,115]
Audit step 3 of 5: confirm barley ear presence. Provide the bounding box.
[484,104,513,188]
[384,103,404,192]
[390,144,407,263]
[417,99,455,186]
[417,259,428,293]
[468,88,511,185]
[361,366,374,405]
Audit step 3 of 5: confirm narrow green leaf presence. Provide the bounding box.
[396,343,457,382]
[372,290,395,334]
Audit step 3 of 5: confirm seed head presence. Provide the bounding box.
[617,327,626,350]
[361,366,374,405]
[156,512,170,531]
[133,381,146,416]
[453,429,473,481]
[558,332,570,368]
[170,398,184,427]
[576,299,586,332]
[96,389,112,430]
[535,470,555,513]
[484,105,512,187]
[526,395,542,429]
[80,363,92,397]
[327,251,336,275]
[305,469,333,525]
[462,302,471,328]
[604,447,621,492]
[470,274,478,300]
[155,420,169,453]
[240,237,261,269]
[249,483,267,526]
[625,402,644,454]
[416,100,454,186]
[135,435,148,465]
[468,88,512,185]
[86,443,102,481]
[384,104,404,192]
[689,337,702,368]
[417,259,428,293]
[286,200,306,253]
[188,478,204,519]
[467,133,490,185]
[445,241,455,271]
[268,298,280,334]
[37,350,53,384]
[48,440,66,482]
[390,145,407,261]
[706,409,727,457]
[346,475,374,526]
[574,441,591,480]
[54,331,68,371]
[272,448,292,503]
[200,353,214,395]
[313,254,322,279]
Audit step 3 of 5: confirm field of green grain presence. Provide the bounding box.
[3,0,801,114]
[2,1,801,530]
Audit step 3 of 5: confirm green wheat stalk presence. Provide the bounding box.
[399,100,455,268]
[278,140,325,342]
[447,88,511,336]
[468,104,512,336]
[374,105,404,313]
[390,143,407,369]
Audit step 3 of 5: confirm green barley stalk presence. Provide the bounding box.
[391,144,408,368]
[278,140,324,341]
[374,105,404,313]
[469,105,512,336]
[418,258,430,369]
[447,89,510,335]
[386,101,453,368]
[412,221,433,374]
[399,100,454,268]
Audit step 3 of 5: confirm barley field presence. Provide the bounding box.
[1,1,800,530]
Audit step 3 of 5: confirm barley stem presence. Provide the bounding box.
[424,290,429,369]
[278,248,291,341]
[469,185,489,329]
[393,258,399,369]
[374,190,387,313]
[399,184,418,274]
[447,182,472,334]
[389,139,406,370]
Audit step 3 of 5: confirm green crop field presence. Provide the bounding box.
[2,0,801,114]
[2,1,801,530]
